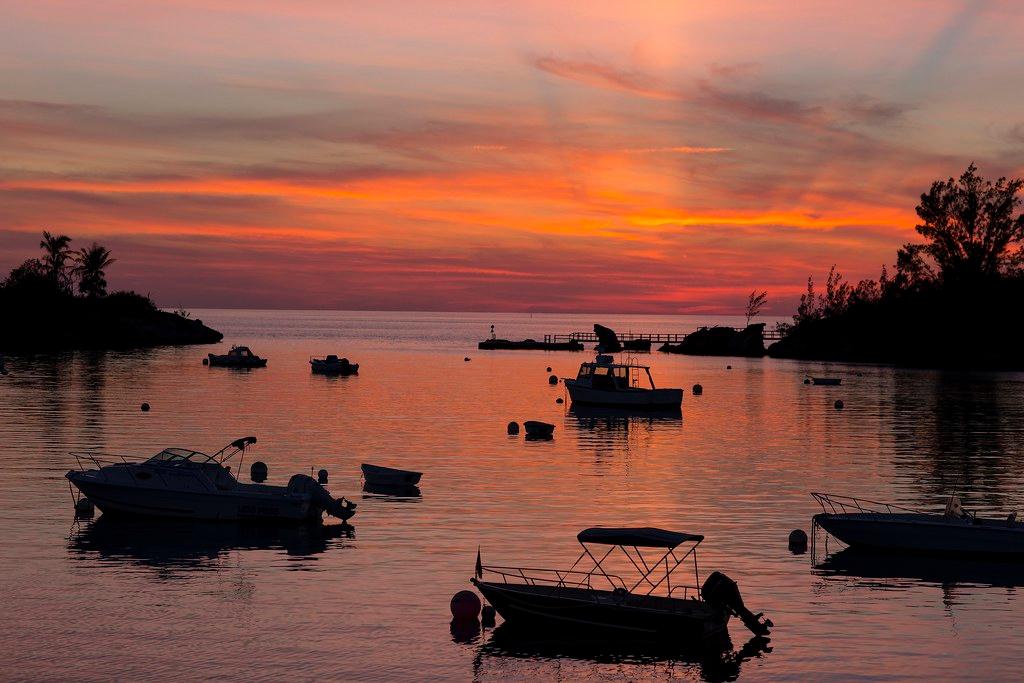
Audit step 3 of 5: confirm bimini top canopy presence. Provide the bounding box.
[577,527,703,548]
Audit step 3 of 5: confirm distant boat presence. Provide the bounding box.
[208,346,267,368]
[66,436,356,522]
[479,338,584,351]
[471,527,772,639]
[810,377,841,386]
[812,492,1024,557]
[361,463,422,487]
[563,355,682,409]
[310,355,359,375]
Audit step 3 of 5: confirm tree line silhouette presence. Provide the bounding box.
[770,164,1024,367]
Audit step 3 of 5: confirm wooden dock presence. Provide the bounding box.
[543,326,784,345]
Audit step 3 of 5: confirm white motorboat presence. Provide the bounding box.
[812,492,1024,557]
[360,463,422,487]
[66,437,355,522]
[562,355,682,409]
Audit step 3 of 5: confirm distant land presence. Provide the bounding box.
[0,232,222,352]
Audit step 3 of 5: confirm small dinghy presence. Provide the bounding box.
[311,354,359,375]
[361,463,422,487]
[810,377,841,386]
[523,421,555,439]
[812,492,1024,557]
[208,346,267,368]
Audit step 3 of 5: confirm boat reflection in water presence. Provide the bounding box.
[815,547,1024,589]
[362,481,422,498]
[473,622,771,682]
[68,515,354,569]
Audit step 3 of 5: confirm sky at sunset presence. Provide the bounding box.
[2,1,1023,313]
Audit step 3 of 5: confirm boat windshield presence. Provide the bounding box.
[147,448,217,464]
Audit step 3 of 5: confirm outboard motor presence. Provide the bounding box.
[287,474,357,522]
[701,571,772,636]
[250,461,268,483]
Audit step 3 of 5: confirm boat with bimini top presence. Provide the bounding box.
[471,527,771,640]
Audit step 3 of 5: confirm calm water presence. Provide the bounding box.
[2,310,1024,682]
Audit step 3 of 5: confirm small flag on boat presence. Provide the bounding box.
[475,546,483,579]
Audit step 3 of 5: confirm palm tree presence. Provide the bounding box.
[72,243,116,298]
[39,230,72,291]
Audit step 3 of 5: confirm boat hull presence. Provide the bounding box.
[67,474,315,522]
[208,355,267,368]
[360,464,422,486]
[564,380,683,409]
[473,580,728,640]
[311,360,358,375]
[814,513,1024,557]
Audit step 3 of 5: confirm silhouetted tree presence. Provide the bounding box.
[795,276,819,323]
[912,164,1024,283]
[72,243,116,298]
[744,290,767,326]
[38,230,72,292]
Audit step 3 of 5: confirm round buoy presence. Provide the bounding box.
[546,366,552,372]
[834,400,844,410]
[481,604,496,627]
[692,383,703,395]
[202,358,209,365]
[804,378,811,384]
[726,365,732,370]
[74,497,95,518]
[140,402,150,412]
[548,375,558,385]
[317,469,329,484]
[555,397,564,404]
[450,590,481,620]
[250,461,268,483]
[507,421,520,435]
[788,529,808,552]
[464,357,471,362]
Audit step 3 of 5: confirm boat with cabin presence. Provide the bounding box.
[66,436,355,522]
[207,345,267,368]
[812,492,1024,557]
[563,355,683,409]
[311,355,359,375]
[471,527,771,640]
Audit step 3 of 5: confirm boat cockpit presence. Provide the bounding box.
[575,355,656,391]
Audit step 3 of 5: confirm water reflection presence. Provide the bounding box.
[69,516,354,570]
[472,622,771,682]
[362,482,422,498]
[891,371,1024,510]
[815,547,1024,589]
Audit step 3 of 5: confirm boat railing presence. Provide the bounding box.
[69,451,147,472]
[481,564,629,592]
[812,492,922,515]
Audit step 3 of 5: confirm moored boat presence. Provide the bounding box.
[812,492,1024,557]
[66,436,355,522]
[361,463,422,487]
[208,346,267,368]
[471,527,771,640]
[311,354,359,375]
[810,377,841,386]
[563,355,682,409]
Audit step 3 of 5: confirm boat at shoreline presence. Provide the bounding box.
[66,436,355,523]
[812,492,1024,557]
[471,527,771,640]
[208,346,267,368]
[478,338,584,351]
[311,354,359,375]
[562,355,683,409]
